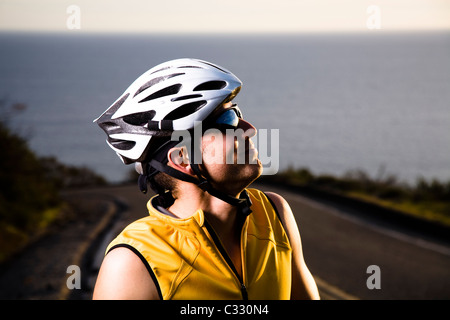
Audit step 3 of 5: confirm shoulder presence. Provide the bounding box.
[263,191,320,299]
[263,191,301,247]
[246,188,294,226]
[263,191,291,214]
[93,246,161,300]
[262,191,294,225]
[94,216,164,300]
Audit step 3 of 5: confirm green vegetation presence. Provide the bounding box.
[0,102,107,263]
[261,167,450,228]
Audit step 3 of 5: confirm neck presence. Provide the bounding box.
[168,183,244,237]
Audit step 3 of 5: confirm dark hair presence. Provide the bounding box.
[145,137,181,197]
[152,171,178,196]
[145,132,193,198]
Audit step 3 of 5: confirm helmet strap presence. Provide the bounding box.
[142,128,252,216]
[148,159,252,216]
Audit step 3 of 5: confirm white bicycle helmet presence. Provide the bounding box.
[94,58,242,164]
[95,58,252,214]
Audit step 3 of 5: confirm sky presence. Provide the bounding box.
[0,0,449,34]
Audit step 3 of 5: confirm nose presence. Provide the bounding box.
[238,119,257,138]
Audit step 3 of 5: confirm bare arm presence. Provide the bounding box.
[93,247,160,300]
[265,192,320,300]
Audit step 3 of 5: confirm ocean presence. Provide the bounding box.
[1,31,449,184]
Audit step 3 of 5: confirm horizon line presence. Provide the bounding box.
[1,28,450,36]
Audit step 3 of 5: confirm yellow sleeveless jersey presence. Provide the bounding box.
[106,188,292,300]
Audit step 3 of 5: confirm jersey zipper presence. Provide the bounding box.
[203,219,248,300]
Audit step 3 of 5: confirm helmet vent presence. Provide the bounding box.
[200,61,230,73]
[108,137,136,151]
[123,110,156,126]
[171,94,202,102]
[98,121,121,134]
[139,84,182,103]
[150,66,170,74]
[134,73,184,97]
[193,81,227,91]
[177,66,202,69]
[164,101,207,120]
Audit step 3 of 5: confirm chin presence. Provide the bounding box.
[214,162,262,195]
[242,160,263,188]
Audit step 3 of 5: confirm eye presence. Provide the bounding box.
[215,109,240,127]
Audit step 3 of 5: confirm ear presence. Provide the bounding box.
[167,146,194,174]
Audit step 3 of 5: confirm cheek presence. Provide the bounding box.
[225,135,238,155]
[201,134,235,165]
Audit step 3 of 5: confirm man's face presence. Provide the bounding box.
[200,103,262,194]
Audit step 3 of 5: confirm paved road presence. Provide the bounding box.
[259,183,450,300]
[82,183,450,300]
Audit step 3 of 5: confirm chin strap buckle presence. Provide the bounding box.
[237,190,253,217]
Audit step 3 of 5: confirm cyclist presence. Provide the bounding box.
[93,58,319,300]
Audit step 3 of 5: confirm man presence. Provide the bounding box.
[93,58,319,300]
